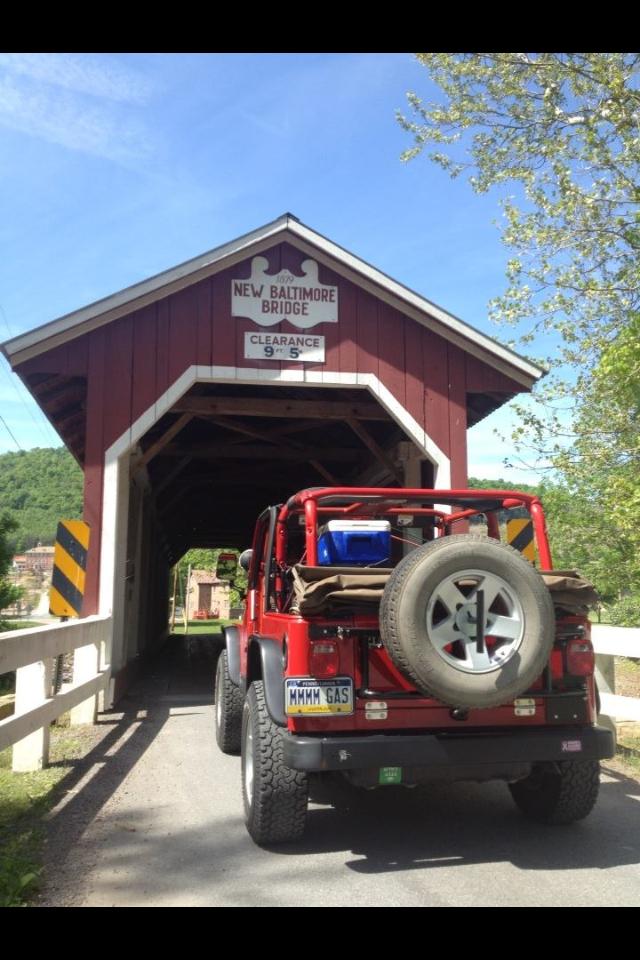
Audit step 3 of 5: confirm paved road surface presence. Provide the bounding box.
[40,636,640,907]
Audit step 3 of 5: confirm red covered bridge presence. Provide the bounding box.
[1,214,542,704]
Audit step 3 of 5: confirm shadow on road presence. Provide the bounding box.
[39,634,223,904]
[280,764,640,875]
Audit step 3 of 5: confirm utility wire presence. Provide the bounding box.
[0,302,13,341]
[0,304,61,447]
[0,413,23,450]
[0,359,54,447]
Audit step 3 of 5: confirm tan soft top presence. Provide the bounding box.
[291,565,598,616]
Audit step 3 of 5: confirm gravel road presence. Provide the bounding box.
[38,636,640,907]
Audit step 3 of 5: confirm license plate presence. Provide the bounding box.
[285,677,354,716]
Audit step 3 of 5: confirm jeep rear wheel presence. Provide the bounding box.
[215,650,243,754]
[509,760,601,824]
[380,535,555,709]
[241,681,308,845]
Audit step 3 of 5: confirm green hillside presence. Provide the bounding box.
[0,447,83,552]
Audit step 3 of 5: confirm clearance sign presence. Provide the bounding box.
[232,256,338,362]
[49,520,90,618]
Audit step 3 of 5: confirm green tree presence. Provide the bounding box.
[468,476,632,600]
[399,53,640,365]
[176,547,247,607]
[549,316,640,599]
[537,482,638,604]
[0,512,21,622]
[399,53,640,606]
[0,447,83,551]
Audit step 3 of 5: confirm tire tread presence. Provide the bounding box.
[242,681,308,844]
[509,760,601,824]
[215,650,243,754]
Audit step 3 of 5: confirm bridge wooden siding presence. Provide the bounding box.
[14,241,525,616]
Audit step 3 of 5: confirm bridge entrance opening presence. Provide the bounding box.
[112,378,436,699]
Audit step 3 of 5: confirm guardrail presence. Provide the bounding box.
[592,624,640,724]
[0,616,111,771]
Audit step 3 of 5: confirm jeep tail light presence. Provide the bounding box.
[309,640,339,678]
[566,639,595,677]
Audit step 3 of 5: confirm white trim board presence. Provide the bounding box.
[2,214,544,388]
[98,365,451,616]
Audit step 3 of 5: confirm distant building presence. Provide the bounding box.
[23,544,55,574]
[12,555,28,574]
[186,570,231,620]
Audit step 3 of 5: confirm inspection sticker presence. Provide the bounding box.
[379,767,402,785]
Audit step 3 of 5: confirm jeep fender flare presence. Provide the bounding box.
[248,635,287,727]
[223,626,242,687]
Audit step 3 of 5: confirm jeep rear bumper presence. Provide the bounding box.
[282,725,615,773]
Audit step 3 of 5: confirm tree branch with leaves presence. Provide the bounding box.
[399,53,640,612]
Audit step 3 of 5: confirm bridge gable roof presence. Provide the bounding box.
[1,213,543,388]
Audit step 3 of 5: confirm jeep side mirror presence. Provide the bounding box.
[239,548,253,572]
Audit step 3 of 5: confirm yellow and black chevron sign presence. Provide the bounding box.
[49,520,90,618]
[506,517,535,564]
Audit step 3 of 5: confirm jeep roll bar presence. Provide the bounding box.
[276,487,553,569]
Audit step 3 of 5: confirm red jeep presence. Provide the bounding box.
[214,487,614,845]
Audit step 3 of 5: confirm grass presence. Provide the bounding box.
[0,621,41,632]
[615,729,640,777]
[171,618,237,635]
[0,719,97,907]
[614,657,640,699]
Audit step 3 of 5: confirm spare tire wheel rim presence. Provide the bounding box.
[426,568,525,675]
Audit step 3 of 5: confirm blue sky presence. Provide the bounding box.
[0,52,552,481]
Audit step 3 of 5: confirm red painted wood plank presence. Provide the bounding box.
[16,343,69,376]
[168,285,198,385]
[404,315,424,428]
[448,343,468,487]
[156,299,170,399]
[82,327,106,615]
[421,328,450,457]
[65,338,89,376]
[103,316,133,449]
[195,277,213,367]
[465,353,523,394]
[377,303,406,410]
[337,277,357,373]
[212,268,237,367]
[355,287,379,378]
[131,305,157,424]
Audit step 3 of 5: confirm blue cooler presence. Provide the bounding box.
[317,520,391,566]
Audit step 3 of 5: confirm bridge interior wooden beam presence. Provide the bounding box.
[346,418,403,483]
[172,395,391,421]
[137,413,194,469]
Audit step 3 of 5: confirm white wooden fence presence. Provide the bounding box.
[0,616,111,771]
[592,624,640,724]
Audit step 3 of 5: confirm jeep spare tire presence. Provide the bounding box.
[379,535,555,709]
